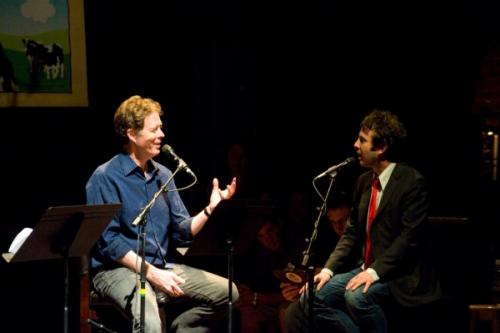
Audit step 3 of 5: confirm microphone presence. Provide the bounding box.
[161,144,196,178]
[314,157,356,180]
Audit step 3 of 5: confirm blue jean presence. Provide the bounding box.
[286,267,390,333]
[93,264,238,333]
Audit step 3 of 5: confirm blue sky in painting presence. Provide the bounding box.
[0,0,68,36]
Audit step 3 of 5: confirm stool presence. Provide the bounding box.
[80,272,171,333]
[469,304,500,333]
[80,272,129,333]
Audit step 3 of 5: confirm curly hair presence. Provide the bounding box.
[113,95,163,144]
[360,109,407,160]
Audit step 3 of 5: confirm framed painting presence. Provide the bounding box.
[0,0,88,107]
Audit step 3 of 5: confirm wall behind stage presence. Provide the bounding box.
[0,1,498,331]
[1,1,491,236]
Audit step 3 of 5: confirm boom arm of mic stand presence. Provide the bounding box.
[301,174,336,267]
[132,168,180,227]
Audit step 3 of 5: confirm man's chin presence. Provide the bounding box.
[358,160,367,167]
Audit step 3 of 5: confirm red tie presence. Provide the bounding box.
[364,176,379,268]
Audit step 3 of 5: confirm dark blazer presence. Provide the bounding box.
[324,163,441,306]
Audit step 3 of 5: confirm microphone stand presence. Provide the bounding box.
[226,238,234,333]
[132,165,184,333]
[301,172,336,333]
[87,319,117,333]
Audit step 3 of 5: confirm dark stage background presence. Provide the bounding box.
[1,1,499,332]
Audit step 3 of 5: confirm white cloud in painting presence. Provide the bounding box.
[21,0,56,24]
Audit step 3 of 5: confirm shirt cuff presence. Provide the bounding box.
[366,268,380,281]
[321,268,333,277]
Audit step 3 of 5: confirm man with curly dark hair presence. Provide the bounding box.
[286,109,441,333]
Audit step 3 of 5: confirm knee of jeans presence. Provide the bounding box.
[215,283,239,307]
[285,301,302,327]
[344,288,367,310]
[231,284,240,303]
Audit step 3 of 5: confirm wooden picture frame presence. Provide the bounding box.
[0,0,88,107]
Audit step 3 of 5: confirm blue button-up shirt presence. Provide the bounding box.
[86,152,193,271]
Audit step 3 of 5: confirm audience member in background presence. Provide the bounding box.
[279,191,355,333]
[225,143,247,193]
[215,141,274,203]
[313,191,354,264]
[279,188,315,267]
[235,219,288,333]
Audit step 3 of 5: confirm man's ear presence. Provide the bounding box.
[126,128,136,144]
[377,143,388,159]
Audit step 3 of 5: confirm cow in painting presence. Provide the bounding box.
[22,38,64,84]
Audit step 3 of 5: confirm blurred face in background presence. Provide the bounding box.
[227,143,246,175]
[256,222,281,252]
[326,206,350,236]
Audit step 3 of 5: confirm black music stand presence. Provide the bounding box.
[3,204,121,333]
[181,199,275,333]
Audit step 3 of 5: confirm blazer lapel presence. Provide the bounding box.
[375,164,401,218]
[359,179,372,229]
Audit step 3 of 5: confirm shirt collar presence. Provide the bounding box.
[377,162,396,190]
[118,152,159,177]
